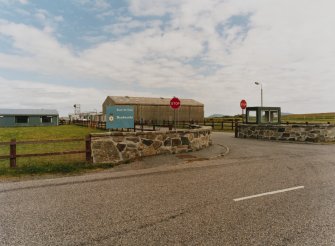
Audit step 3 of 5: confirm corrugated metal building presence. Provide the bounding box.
[0,109,59,127]
[102,96,204,123]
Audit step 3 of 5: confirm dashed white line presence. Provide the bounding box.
[233,186,305,202]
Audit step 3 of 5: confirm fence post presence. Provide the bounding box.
[221,121,224,130]
[212,120,214,129]
[10,138,16,168]
[231,120,234,130]
[235,121,239,138]
[85,135,92,163]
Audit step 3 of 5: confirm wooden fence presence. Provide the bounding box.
[71,119,241,131]
[203,119,241,130]
[0,137,92,168]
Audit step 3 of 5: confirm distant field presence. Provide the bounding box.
[282,112,335,123]
[0,125,104,141]
[0,125,106,177]
[206,112,335,126]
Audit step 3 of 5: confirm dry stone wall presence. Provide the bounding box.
[237,124,335,143]
[90,127,212,164]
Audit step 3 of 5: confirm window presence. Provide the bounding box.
[247,110,257,123]
[261,110,270,123]
[15,116,29,124]
[41,116,52,123]
[270,111,279,123]
[261,110,279,123]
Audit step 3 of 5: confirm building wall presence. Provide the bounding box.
[103,101,204,123]
[102,97,113,114]
[0,115,58,127]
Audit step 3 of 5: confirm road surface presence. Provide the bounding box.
[1,132,335,245]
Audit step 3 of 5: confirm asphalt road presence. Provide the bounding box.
[1,132,335,245]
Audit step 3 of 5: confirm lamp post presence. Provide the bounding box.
[254,82,263,107]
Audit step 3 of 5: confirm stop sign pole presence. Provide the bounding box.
[240,99,247,123]
[170,97,181,130]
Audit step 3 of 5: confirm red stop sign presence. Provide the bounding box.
[240,99,247,109]
[170,97,181,109]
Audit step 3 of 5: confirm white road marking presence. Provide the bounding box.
[233,186,304,202]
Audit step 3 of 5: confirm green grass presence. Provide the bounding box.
[0,125,104,141]
[282,112,335,124]
[0,161,116,177]
[207,113,335,125]
[0,125,110,178]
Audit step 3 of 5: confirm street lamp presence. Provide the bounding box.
[254,82,263,107]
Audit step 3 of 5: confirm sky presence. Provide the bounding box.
[0,0,335,116]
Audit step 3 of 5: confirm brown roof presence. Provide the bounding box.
[107,96,203,106]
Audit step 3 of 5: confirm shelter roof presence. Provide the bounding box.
[0,109,59,116]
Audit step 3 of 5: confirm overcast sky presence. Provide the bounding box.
[0,0,335,116]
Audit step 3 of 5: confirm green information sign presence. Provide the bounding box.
[106,106,134,129]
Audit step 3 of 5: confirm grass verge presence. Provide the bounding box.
[0,161,116,178]
[0,125,112,179]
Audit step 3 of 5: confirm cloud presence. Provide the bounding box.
[34,9,47,21]
[0,21,73,58]
[93,0,110,10]
[1,0,335,115]
[75,0,111,11]
[54,15,64,22]
[32,9,64,32]
[0,76,174,116]
[128,0,180,16]
[0,0,28,5]
[102,18,161,36]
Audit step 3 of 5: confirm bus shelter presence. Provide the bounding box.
[246,107,281,124]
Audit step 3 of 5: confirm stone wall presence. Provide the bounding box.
[237,124,335,143]
[90,127,212,164]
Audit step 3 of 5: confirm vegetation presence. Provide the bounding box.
[206,112,335,128]
[0,125,104,141]
[0,125,106,178]
[281,112,335,124]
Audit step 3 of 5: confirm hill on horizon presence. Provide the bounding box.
[207,114,233,118]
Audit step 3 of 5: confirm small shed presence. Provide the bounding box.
[0,109,59,127]
[246,107,281,124]
[103,96,204,123]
